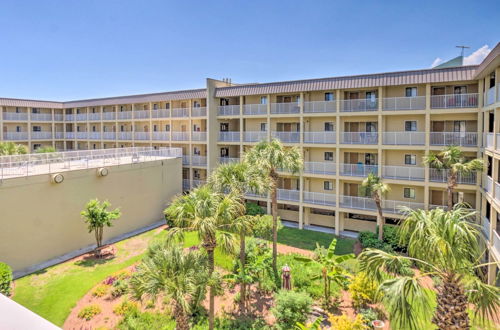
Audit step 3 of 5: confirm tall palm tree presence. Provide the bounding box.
[244,139,303,277]
[424,146,483,210]
[359,207,500,330]
[130,244,208,330]
[0,142,27,156]
[360,173,390,241]
[165,185,244,330]
[208,161,268,314]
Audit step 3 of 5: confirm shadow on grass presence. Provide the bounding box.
[74,255,116,267]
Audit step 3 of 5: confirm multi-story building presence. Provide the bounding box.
[1,43,499,283]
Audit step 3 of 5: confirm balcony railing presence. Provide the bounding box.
[244,131,267,142]
[182,155,190,165]
[272,131,300,143]
[191,156,207,166]
[340,163,378,177]
[31,113,53,121]
[55,132,64,139]
[382,96,426,111]
[341,98,378,112]
[218,105,240,116]
[218,131,240,142]
[117,132,133,140]
[496,134,500,150]
[484,175,493,194]
[88,113,101,121]
[304,161,336,175]
[481,216,490,240]
[495,182,500,203]
[383,166,425,181]
[76,132,88,139]
[54,114,63,121]
[192,107,207,117]
[134,110,149,119]
[304,131,336,144]
[172,132,189,141]
[102,112,116,120]
[3,112,28,121]
[219,157,240,164]
[243,104,267,115]
[341,132,378,144]
[303,191,336,206]
[88,132,101,140]
[382,132,425,145]
[192,179,206,188]
[117,111,133,120]
[75,114,88,121]
[430,132,477,147]
[485,133,494,148]
[134,132,149,140]
[152,132,169,141]
[304,101,336,113]
[192,131,207,141]
[65,132,75,139]
[271,102,300,114]
[171,108,189,117]
[493,231,500,258]
[151,109,170,118]
[339,195,424,214]
[103,132,116,140]
[277,189,300,202]
[66,114,75,121]
[430,93,478,109]
[486,87,495,106]
[31,132,53,140]
[429,168,477,185]
[183,179,190,190]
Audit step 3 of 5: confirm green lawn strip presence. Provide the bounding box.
[276,226,356,254]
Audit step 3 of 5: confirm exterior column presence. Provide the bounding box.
[266,94,271,141]
[0,106,4,142]
[27,107,32,151]
[51,108,55,148]
[239,96,244,157]
[149,102,153,147]
[304,207,310,226]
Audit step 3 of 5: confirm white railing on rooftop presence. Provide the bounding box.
[383,165,424,181]
[272,131,300,143]
[219,131,240,142]
[304,161,336,175]
[243,104,267,115]
[0,147,182,180]
[304,100,336,113]
[244,131,267,142]
[340,163,378,177]
[3,112,28,121]
[277,189,300,202]
[192,107,207,117]
[341,132,378,144]
[382,132,425,145]
[304,131,336,144]
[428,168,477,185]
[430,132,477,147]
[31,113,53,121]
[303,191,336,206]
[341,98,378,112]
[383,96,426,111]
[430,93,478,109]
[218,105,240,116]
[3,132,28,140]
[271,102,300,114]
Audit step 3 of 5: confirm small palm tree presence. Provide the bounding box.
[81,199,121,255]
[424,146,483,210]
[359,207,500,330]
[165,185,244,330]
[130,244,207,330]
[360,173,389,241]
[0,142,27,156]
[244,139,303,277]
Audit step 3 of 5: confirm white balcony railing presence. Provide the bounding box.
[486,86,495,106]
[192,107,207,117]
[492,231,500,258]
[102,112,116,120]
[304,131,336,144]
[151,109,170,118]
[3,112,28,121]
[31,113,53,121]
[270,102,300,114]
[117,132,133,140]
[485,133,494,148]
[152,132,169,141]
[134,110,149,119]
[171,108,189,117]
[88,132,101,140]
[172,132,189,141]
[272,131,300,143]
[277,189,300,202]
[244,131,267,142]
[303,191,336,206]
[383,166,425,181]
[382,132,425,145]
[430,132,477,147]
[340,163,378,177]
[243,104,267,115]
[304,101,336,113]
[182,155,190,165]
[496,134,500,150]
[3,132,28,140]
[54,132,64,139]
[117,111,133,120]
[65,132,75,139]
[218,131,240,142]
[76,132,88,139]
[430,93,478,109]
[304,161,336,175]
[218,105,240,116]
[88,113,101,121]
[429,168,477,185]
[103,132,116,140]
[54,114,63,121]
[481,216,491,240]
[75,114,87,121]
[341,132,378,144]
[134,132,149,140]
[495,182,500,203]
[31,132,53,139]
[382,96,426,111]
[484,175,493,194]
[66,114,75,121]
[219,157,240,164]
[192,179,206,188]
[191,156,207,166]
[192,131,207,141]
[341,98,378,112]
[183,179,190,190]
[339,195,424,214]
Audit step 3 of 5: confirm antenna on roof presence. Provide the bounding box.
[456,45,470,57]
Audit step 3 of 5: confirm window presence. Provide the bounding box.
[153,125,157,132]
[324,181,334,191]
[365,91,376,101]
[193,124,200,132]
[153,104,158,110]
[33,144,41,150]
[220,123,229,132]
[220,98,229,106]
[92,108,96,113]
[120,125,124,132]
[366,122,377,132]
[405,87,417,97]
[165,103,170,109]
[260,96,267,105]
[324,93,334,101]
[16,126,21,132]
[15,107,20,113]
[93,144,97,149]
[104,144,107,148]
[220,148,229,157]
[193,147,201,155]
[324,122,335,131]
[454,86,467,94]
[260,123,267,132]
[32,126,41,132]
[92,126,96,132]
[324,152,334,161]
[405,154,417,165]
[120,106,124,111]
[193,101,200,108]
[404,188,415,199]
[165,124,170,131]
[32,108,40,114]
[405,121,417,131]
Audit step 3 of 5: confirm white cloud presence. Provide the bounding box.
[431,57,444,68]
[463,45,491,65]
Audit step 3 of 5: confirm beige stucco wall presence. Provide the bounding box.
[0,157,182,272]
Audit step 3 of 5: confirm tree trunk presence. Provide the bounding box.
[374,195,384,241]
[239,231,246,315]
[174,301,189,330]
[447,173,457,211]
[270,178,279,283]
[432,273,470,330]
[207,247,215,330]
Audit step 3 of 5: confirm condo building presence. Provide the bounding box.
[1,43,499,283]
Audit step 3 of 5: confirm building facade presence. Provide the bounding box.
[1,43,499,283]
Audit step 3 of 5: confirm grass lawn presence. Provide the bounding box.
[277,226,356,254]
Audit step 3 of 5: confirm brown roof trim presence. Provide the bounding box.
[473,42,500,79]
[0,97,63,109]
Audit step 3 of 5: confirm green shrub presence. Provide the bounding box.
[277,254,328,299]
[348,272,378,309]
[92,284,110,297]
[0,262,13,296]
[245,202,265,216]
[358,308,378,325]
[111,279,129,297]
[113,301,139,316]
[214,316,270,329]
[117,310,175,330]
[272,290,313,329]
[358,231,393,252]
[78,304,102,320]
[381,225,406,251]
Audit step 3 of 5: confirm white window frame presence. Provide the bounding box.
[404,187,416,199]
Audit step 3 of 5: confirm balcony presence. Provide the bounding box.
[304,161,336,175]
[430,132,477,147]
[66,114,75,121]
[383,96,426,111]
[103,132,116,140]
[75,114,88,121]
[102,112,116,120]
[485,133,494,148]
[54,114,63,121]
[218,131,240,142]
[430,93,478,109]
[382,132,425,145]
[341,132,378,144]
[172,132,189,141]
[183,179,190,190]
[134,132,150,140]
[271,102,300,114]
[244,131,267,142]
[75,132,88,139]
[486,86,495,106]
[481,216,491,240]
[151,109,170,119]
[3,132,28,140]
[493,231,500,258]
[117,111,133,120]
[182,155,190,165]
[495,182,500,203]
[271,131,300,143]
[31,113,53,121]
[218,105,240,116]
[88,113,101,121]
[192,179,206,188]
[383,166,425,181]
[134,110,150,120]
[152,132,169,141]
[484,175,493,194]
[55,132,64,139]
[303,191,336,206]
[117,132,133,140]
[171,108,189,118]
[3,112,28,121]
[65,132,75,139]
[243,104,267,116]
[277,189,300,202]
[192,131,207,141]
[192,107,207,117]
[304,101,336,113]
[219,157,240,164]
[88,132,101,140]
[31,132,52,140]
[341,98,378,112]
[429,168,477,185]
[339,195,425,214]
[304,131,336,144]
[340,163,378,177]
[191,156,207,166]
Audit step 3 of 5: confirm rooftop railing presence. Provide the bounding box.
[382,96,425,111]
[304,100,336,113]
[430,93,478,109]
[218,105,240,116]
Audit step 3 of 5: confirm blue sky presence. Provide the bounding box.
[0,0,499,101]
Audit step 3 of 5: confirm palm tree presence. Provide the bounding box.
[0,142,27,156]
[424,146,483,210]
[130,244,207,330]
[208,161,268,314]
[244,139,303,277]
[81,199,121,255]
[359,207,500,330]
[165,185,243,330]
[360,173,390,241]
